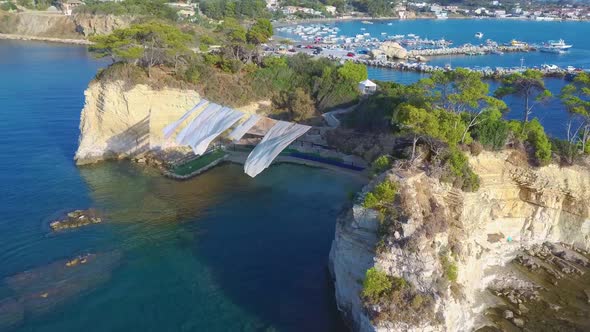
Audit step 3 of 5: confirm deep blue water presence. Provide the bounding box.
[0,40,363,331]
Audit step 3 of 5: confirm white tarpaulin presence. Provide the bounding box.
[175,103,222,145]
[162,99,208,139]
[244,121,311,177]
[185,107,244,155]
[227,114,261,142]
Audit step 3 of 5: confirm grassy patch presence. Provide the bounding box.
[169,150,226,176]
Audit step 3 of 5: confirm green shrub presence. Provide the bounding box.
[363,192,379,209]
[441,148,480,192]
[551,138,578,165]
[363,180,398,209]
[526,119,552,165]
[371,155,391,175]
[440,255,458,282]
[411,294,424,309]
[472,117,509,150]
[362,267,392,302]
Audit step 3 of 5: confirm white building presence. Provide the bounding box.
[325,5,336,15]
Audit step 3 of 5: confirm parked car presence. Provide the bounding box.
[347,52,355,57]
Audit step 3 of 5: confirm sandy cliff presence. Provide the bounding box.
[0,12,131,40]
[75,79,271,165]
[75,80,201,165]
[330,151,590,331]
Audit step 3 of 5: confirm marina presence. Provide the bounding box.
[273,19,589,76]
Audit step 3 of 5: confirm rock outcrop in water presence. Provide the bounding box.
[49,209,102,231]
[329,150,590,331]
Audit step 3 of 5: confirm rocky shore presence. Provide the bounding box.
[0,33,91,45]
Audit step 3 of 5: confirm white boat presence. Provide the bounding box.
[387,23,393,26]
[475,32,484,39]
[361,20,373,24]
[547,39,572,50]
[540,47,567,54]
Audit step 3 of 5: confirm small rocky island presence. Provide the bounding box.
[49,209,102,231]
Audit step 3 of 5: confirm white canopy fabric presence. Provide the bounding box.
[244,121,311,178]
[227,114,261,142]
[359,79,377,87]
[186,107,244,155]
[176,103,222,145]
[162,99,208,139]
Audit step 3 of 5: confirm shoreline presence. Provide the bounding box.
[273,15,588,27]
[0,33,92,45]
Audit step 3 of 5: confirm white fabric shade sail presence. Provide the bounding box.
[162,99,208,139]
[186,106,244,155]
[244,121,311,178]
[227,114,261,142]
[165,101,312,177]
[175,103,222,145]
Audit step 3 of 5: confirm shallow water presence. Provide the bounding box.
[0,40,363,331]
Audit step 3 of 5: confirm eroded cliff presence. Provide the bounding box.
[75,80,201,165]
[0,12,131,39]
[75,79,271,165]
[330,150,590,331]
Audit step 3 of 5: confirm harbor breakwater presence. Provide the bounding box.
[352,58,574,79]
[407,45,532,57]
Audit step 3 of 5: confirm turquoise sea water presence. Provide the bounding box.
[0,40,363,331]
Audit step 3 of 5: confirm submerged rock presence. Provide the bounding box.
[0,298,24,330]
[4,251,121,316]
[49,209,102,231]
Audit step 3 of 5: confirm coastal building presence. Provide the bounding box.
[325,5,336,15]
[358,80,377,95]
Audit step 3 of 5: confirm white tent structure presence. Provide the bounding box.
[185,107,244,155]
[162,100,209,139]
[358,79,377,95]
[244,121,311,178]
[227,114,261,142]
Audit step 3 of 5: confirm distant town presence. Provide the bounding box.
[2,0,590,22]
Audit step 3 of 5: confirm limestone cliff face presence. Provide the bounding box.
[75,80,201,165]
[72,14,132,37]
[330,151,590,332]
[0,12,131,39]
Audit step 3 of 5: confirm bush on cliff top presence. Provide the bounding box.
[363,180,398,210]
[361,267,436,325]
[362,267,393,302]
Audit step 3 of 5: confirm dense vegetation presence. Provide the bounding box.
[89,21,364,121]
[75,0,179,20]
[198,0,269,20]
